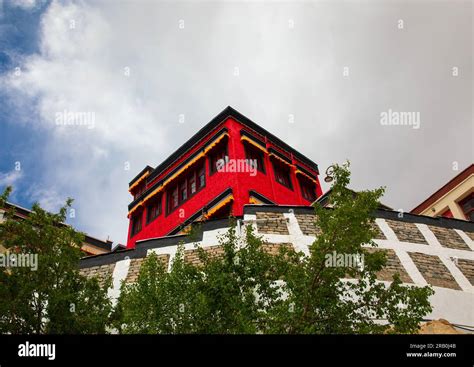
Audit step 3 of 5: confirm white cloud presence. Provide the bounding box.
[27,186,64,212]
[1,0,471,244]
[0,170,22,187]
[10,0,39,10]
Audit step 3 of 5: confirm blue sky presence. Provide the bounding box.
[0,1,472,245]
[0,1,51,210]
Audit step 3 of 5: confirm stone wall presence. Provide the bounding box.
[256,212,289,235]
[365,248,412,283]
[79,205,474,326]
[79,263,115,287]
[408,252,461,290]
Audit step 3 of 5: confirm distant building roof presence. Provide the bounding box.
[410,164,473,215]
[1,201,121,256]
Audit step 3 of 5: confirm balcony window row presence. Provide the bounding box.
[130,139,318,237]
[167,161,206,214]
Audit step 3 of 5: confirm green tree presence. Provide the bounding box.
[0,187,112,334]
[268,162,433,333]
[116,223,283,333]
[117,162,433,334]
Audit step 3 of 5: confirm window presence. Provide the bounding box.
[169,186,179,212]
[189,176,197,194]
[209,141,228,174]
[166,161,206,214]
[180,182,187,202]
[244,144,265,174]
[298,176,316,202]
[198,165,205,189]
[459,193,474,221]
[131,213,142,237]
[146,197,161,223]
[440,208,453,218]
[134,184,146,200]
[272,160,292,190]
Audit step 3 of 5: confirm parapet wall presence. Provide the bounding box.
[80,205,474,327]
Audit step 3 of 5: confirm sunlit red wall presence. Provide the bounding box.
[126,117,322,248]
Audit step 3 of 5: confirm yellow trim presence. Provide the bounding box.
[128,184,165,217]
[240,136,267,153]
[203,132,229,154]
[269,152,294,167]
[204,194,234,219]
[295,169,318,184]
[162,151,206,189]
[128,171,150,192]
[128,202,143,217]
[128,132,229,216]
[249,197,263,205]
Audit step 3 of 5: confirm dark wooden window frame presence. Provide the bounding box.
[209,140,229,175]
[271,159,293,190]
[298,175,316,202]
[166,161,206,216]
[244,142,266,174]
[146,196,162,224]
[130,212,143,237]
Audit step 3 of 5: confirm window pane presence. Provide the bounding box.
[245,144,265,173]
[181,185,187,202]
[273,161,292,189]
[199,167,205,188]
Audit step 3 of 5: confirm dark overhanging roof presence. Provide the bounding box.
[129,106,319,186]
[128,165,154,187]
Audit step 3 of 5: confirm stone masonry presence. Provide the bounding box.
[428,225,471,251]
[125,254,170,284]
[408,252,461,290]
[455,259,474,286]
[365,248,412,283]
[184,245,225,266]
[385,219,427,244]
[295,214,320,236]
[80,263,115,287]
[256,212,289,235]
[80,208,474,294]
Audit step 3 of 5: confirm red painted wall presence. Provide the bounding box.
[127,117,322,248]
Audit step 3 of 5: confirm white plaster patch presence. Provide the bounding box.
[108,258,130,305]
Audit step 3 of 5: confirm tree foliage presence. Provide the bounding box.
[0,188,112,334]
[117,162,433,334]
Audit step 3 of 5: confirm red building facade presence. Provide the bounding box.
[126,107,323,248]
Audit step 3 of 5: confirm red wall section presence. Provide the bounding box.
[126,117,322,248]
